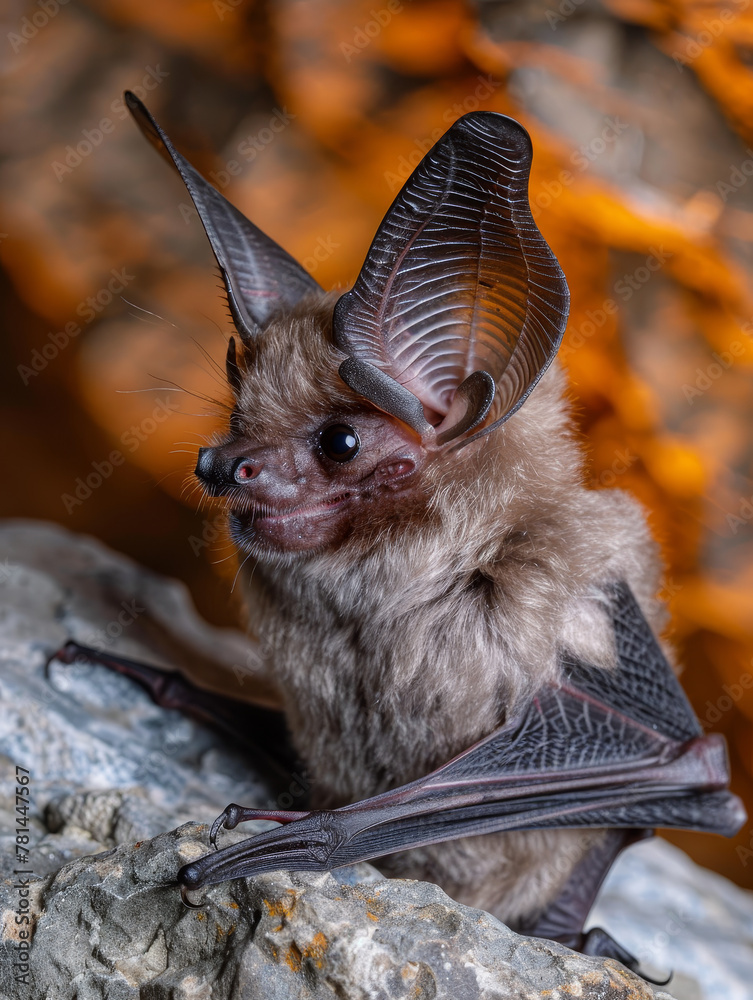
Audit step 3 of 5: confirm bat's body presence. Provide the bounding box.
[236,297,661,926]
[55,93,743,969]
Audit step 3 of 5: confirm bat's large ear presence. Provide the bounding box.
[125,92,323,343]
[333,112,569,448]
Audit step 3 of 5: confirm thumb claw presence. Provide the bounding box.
[209,812,228,849]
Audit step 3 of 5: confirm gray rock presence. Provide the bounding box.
[0,519,275,848]
[6,820,675,1000]
[0,519,741,998]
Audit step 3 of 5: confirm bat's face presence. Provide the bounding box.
[126,96,570,560]
[194,302,431,558]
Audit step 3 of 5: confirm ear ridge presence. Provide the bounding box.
[435,371,495,446]
[125,92,323,340]
[333,111,569,437]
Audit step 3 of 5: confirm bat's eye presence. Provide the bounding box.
[320,424,360,462]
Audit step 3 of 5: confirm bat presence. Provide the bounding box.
[55,92,745,977]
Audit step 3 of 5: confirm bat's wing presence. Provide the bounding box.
[125,92,322,340]
[178,582,745,891]
[333,112,570,447]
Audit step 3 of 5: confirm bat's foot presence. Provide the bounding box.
[47,640,225,714]
[47,641,210,710]
[518,830,671,981]
[46,641,300,786]
[581,927,670,985]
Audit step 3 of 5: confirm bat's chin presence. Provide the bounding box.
[229,492,356,556]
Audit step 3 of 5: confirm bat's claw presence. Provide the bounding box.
[180,883,206,909]
[210,803,311,848]
[45,640,81,677]
[644,970,672,988]
[210,805,241,848]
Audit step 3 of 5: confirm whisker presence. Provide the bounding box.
[231,547,256,593]
[185,354,230,395]
[153,471,186,487]
[191,335,229,381]
[120,297,179,328]
[142,374,232,412]
[210,548,241,567]
[115,387,186,394]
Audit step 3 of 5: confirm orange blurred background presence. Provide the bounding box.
[2,0,753,886]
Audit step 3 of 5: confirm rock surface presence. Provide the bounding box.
[0,520,746,998]
[7,818,671,1000]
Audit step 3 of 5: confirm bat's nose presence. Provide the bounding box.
[195,447,263,491]
[195,446,221,487]
[195,446,237,491]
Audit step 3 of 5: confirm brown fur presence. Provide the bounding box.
[222,294,665,928]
